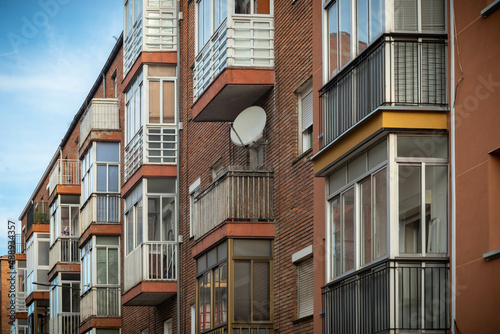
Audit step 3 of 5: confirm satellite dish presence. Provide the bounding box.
[230,106,266,146]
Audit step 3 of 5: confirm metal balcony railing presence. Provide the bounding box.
[232,324,274,334]
[124,241,177,292]
[322,259,449,334]
[192,167,274,239]
[79,98,120,144]
[49,237,79,270]
[319,35,447,148]
[80,286,120,321]
[193,15,274,100]
[49,313,79,334]
[80,194,120,235]
[48,159,81,195]
[26,201,49,232]
[15,234,24,253]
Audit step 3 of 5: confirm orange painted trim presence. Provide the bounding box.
[192,222,275,258]
[122,281,177,305]
[26,225,50,241]
[15,253,26,261]
[79,224,122,247]
[57,185,81,195]
[122,164,177,197]
[48,263,80,282]
[79,317,122,334]
[122,51,177,91]
[191,68,275,120]
[16,312,27,319]
[26,291,49,306]
[80,130,122,157]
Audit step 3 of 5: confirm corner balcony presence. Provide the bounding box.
[26,201,49,234]
[80,194,120,236]
[49,313,79,334]
[123,241,177,306]
[79,98,120,146]
[192,15,274,121]
[49,237,79,273]
[322,259,449,334]
[319,35,447,148]
[48,159,81,196]
[80,286,120,322]
[192,167,274,240]
[124,0,177,75]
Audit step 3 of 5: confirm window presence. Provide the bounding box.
[111,70,117,98]
[81,240,92,293]
[125,0,143,37]
[96,142,120,193]
[147,178,177,242]
[298,85,313,154]
[394,0,445,32]
[126,72,143,144]
[197,242,228,332]
[235,0,270,14]
[26,233,50,294]
[189,178,201,238]
[148,65,176,124]
[297,257,314,318]
[81,145,94,204]
[325,0,384,81]
[164,319,172,334]
[96,236,119,285]
[196,0,228,52]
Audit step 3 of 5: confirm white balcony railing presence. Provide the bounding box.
[192,167,274,239]
[80,286,120,322]
[124,125,177,181]
[49,237,79,270]
[80,194,120,235]
[124,241,177,292]
[79,98,120,144]
[124,0,177,75]
[48,159,81,195]
[193,15,274,100]
[49,313,79,334]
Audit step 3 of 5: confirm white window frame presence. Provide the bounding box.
[125,71,143,145]
[95,142,121,194]
[125,0,143,38]
[145,65,177,125]
[195,0,229,54]
[189,178,201,238]
[292,246,314,319]
[297,83,313,154]
[95,238,120,286]
[164,319,172,334]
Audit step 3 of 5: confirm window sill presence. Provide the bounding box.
[292,314,313,324]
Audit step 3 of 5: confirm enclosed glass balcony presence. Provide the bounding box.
[79,98,120,145]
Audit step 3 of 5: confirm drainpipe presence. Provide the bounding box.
[450,0,457,332]
[176,1,182,333]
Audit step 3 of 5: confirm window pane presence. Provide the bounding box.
[368,139,387,169]
[72,282,79,312]
[96,142,119,162]
[61,207,70,236]
[343,188,355,272]
[199,272,211,331]
[97,249,107,284]
[109,249,118,284]
[253,262,270,321]
[234,239,272,257]
[71,207,79,236]
[395,0,418,31]
[425,165,448,253]
[234,261,251,321]
[108,165,119,192]
[216,263,228,325]
[162,197,175,241]
[96,236,119,245]
[148,198,161,241]
[163,81,175,123]
[330,197,341,278]
[360,178,372,266]
[38,242,49,266]
[126,211,134,254]
[147,178,176,193]
[149,65,176,77]
[358,0,368,53]
[347,153,367,182]
[373,168,387,258]
[97,165,107,192]
[136,199,143,247]
[255,0,270,14]
[397,136,448,159]
[339,0,352,68]
[149,81,161,123]
[328,3,338,79]
[399,165,421,253]
[369,0,384,41]
[235,0,251,14]
[62,285,71,312]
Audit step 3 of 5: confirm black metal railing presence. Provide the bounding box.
[319,35,447,148]
[26,201,49,232]
[15,234,25,253]
[322,259,449,334]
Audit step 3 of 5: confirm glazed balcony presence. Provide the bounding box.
[80,194,120,235]
[192,14,274,121]
[322,259,449,334]
[192,167,274,239]
[319,36,447,148]
[26,201,49,233]
[124,125,177,181]
[49,313,79,334]
[49,237,79,271]
[79,98,120,145]
[48,159,81,195]
[123,241,177,306]
[124,0,177,75]
[80,286,120,321]
[16,292,27,313]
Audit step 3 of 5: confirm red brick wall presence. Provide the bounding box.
[0,258,13,334]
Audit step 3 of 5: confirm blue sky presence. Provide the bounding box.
[0,0,123,256]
